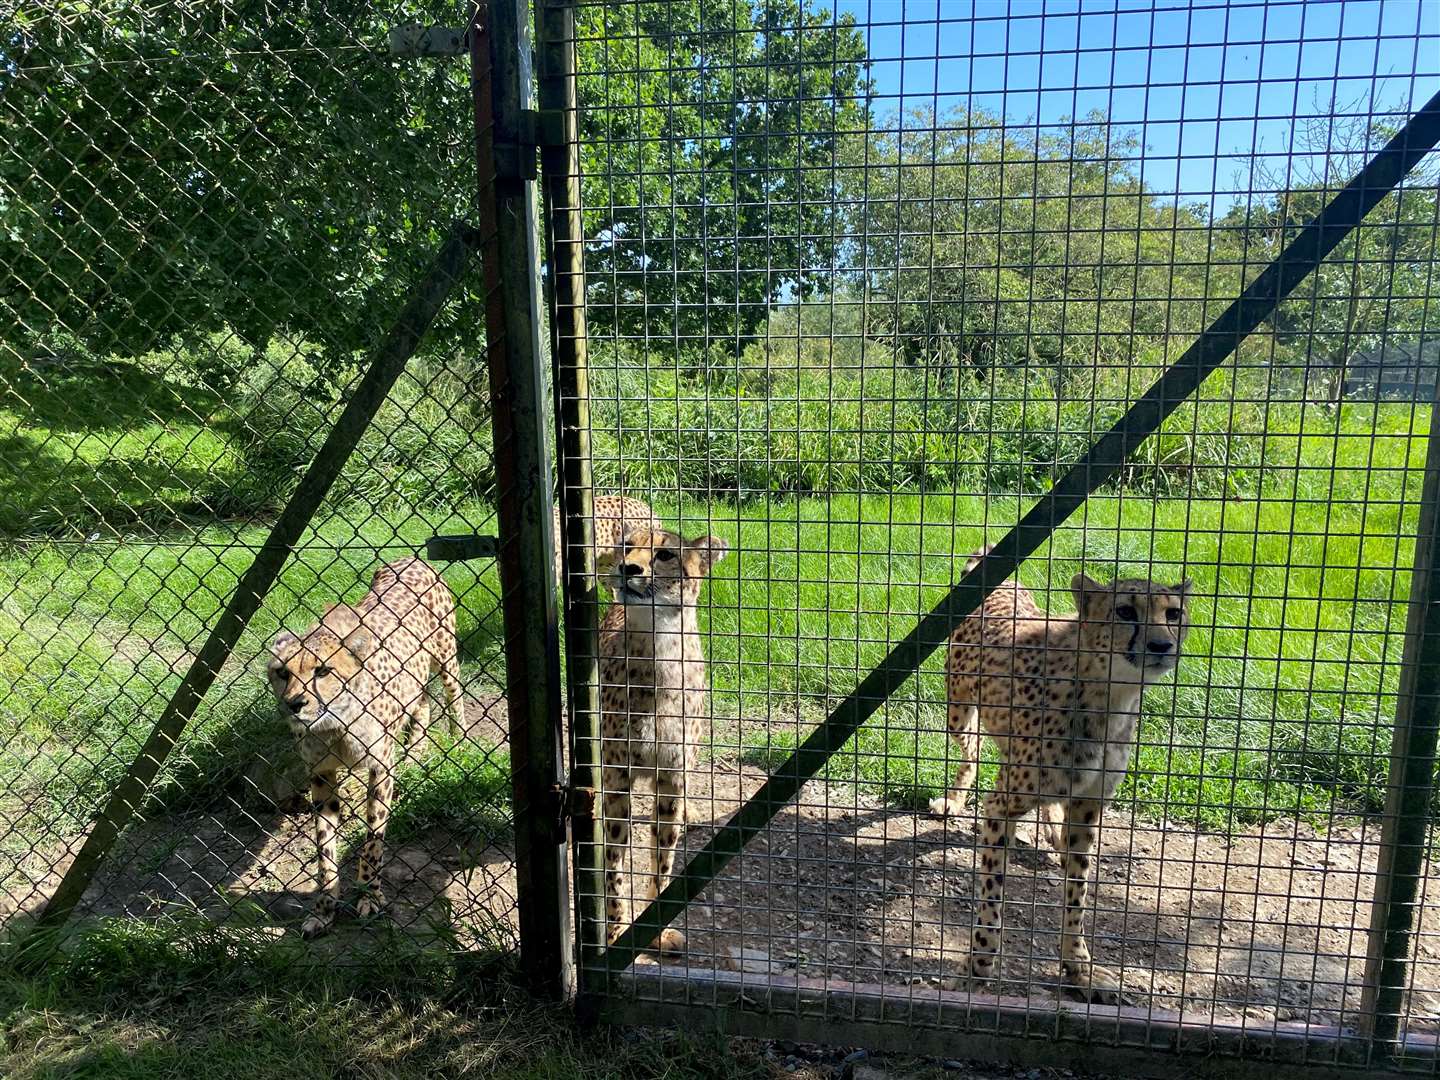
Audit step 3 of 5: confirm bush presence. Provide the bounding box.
[586,342,1270,500]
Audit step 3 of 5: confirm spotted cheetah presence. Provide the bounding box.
[598,526,728,954]
[552,494,663,589]
[935,545,1192,1002]
[267,557,465,937]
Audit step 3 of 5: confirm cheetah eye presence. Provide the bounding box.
[1114,605,1138,622]
[1165,608,1182,623]
[655,549,676,563]
[314,665,333,678]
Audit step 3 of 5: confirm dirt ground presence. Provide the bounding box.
[5,697,1440,1044]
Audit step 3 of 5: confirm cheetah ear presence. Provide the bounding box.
[272,629,299,656]
[343,625,375,661]
[683,535,728,577]
[321,605,374,660]
[1071,572,1105,618]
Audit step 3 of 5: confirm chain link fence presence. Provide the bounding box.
[1,3,517,966]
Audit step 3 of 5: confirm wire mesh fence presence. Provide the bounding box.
[9,0,1440,1073]
[0,3,518,966]
[560,0,1440,1070]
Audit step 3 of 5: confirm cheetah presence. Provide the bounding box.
[267,556,465,938]
[597,526,728,954]
[934,544,1192,1002]
[552,494,663,589]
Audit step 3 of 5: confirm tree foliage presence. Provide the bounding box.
[1,2,474,364]
[3,1,869,365]
[575,0,868,353]
[851,108,1233,378]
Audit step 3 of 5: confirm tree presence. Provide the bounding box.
[852,107,1219,380]
[1229,107,1440,401]
[575,0,868,355]
[1,1,474,366]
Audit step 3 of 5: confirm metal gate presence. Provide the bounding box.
[543,1,1440,1074]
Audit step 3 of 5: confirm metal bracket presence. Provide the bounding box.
[425,533,499,562]
[387,23,468,58]
[495,109,566,180]
[564,784,596,820]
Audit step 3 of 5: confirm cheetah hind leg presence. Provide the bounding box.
[438,649,465,739]
[1035,801,1065,855]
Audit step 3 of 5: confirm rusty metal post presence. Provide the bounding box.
[472,0,573,999]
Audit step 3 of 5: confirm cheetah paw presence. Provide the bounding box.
[957,948,996,983]
[300,912,335,939]
[928,796,966,818]
[355,890,388,920]
[1061,960,1125,1005]
[651,928,685,956]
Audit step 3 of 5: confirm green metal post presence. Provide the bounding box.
[1359,394,1440,1058]
[472,0,573,1000]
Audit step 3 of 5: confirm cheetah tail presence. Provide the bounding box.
[441,655,466,739]
[963,543,997,574]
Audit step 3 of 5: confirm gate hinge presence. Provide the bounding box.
[558,783,596,821]
[495,110,566,180]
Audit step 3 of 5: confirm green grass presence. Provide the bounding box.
[0,342,1431,891]
[0,918,777,1080]
[650,401,1428,830]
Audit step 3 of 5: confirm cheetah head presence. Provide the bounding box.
[1072,573,1194,683]
[267,605,377,737]
[609,527,728,608]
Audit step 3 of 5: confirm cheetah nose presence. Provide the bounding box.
[622,562,644,577]
[1146,640,1174,655]
[285,694,306,711]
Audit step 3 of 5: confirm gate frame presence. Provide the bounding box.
[535,6,1440,1063]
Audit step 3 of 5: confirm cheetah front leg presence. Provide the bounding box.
[1058,797,1123,1004]
[963,769,1037,981]
[602,765,634,945]
[929,704,980,818]
[302,770,342,938]
[355,763,393,920]
[646,769,687,955]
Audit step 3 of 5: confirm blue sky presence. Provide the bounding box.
[832,0,1440,208]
